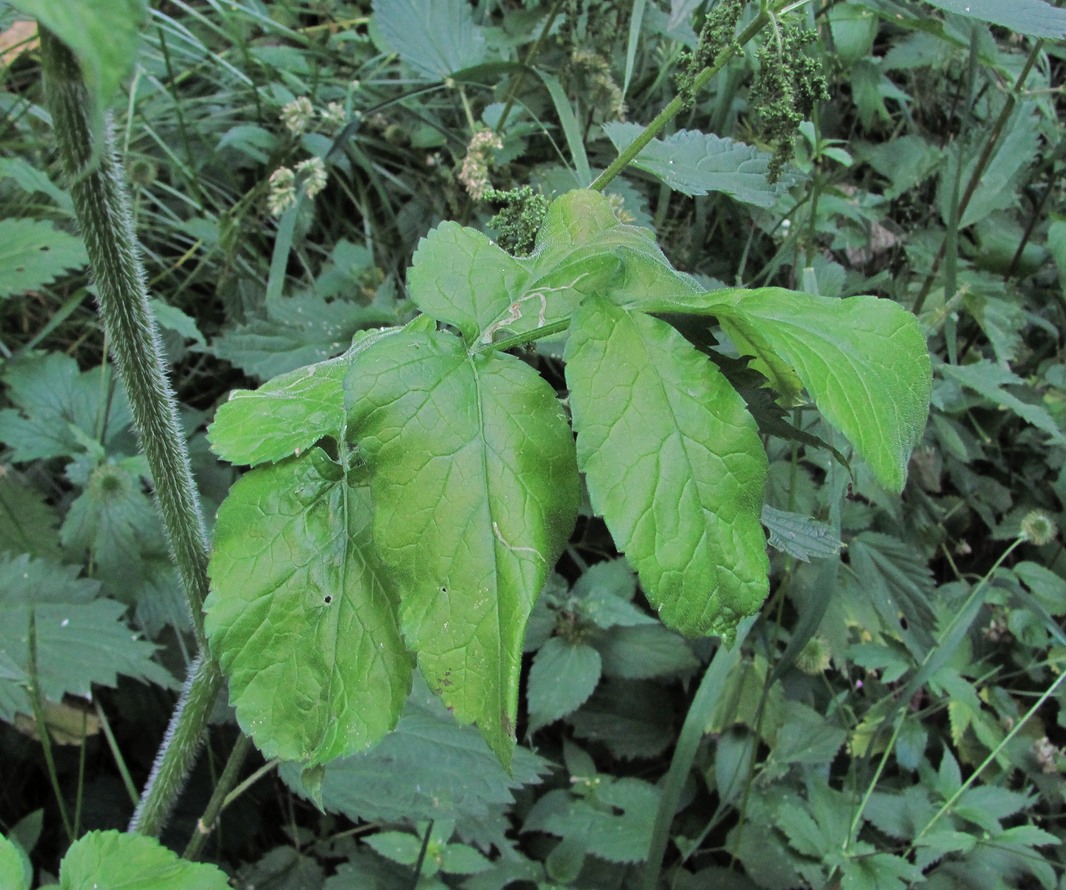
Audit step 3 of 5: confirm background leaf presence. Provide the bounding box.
[205,448,412,764]
[603,123,785,207]
[346,330,579,764]
[527,637,602,730]
[920,0,1066,38]
[0,219,86,299]
[372,0,488,80]
[565,297,769,638]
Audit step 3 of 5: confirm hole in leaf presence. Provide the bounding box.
[323,595,332,604]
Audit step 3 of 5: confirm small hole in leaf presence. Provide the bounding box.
[439,586,447,595]
[323,595,332,604]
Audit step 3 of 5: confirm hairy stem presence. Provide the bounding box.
[129,654,224,836]
[40,28,223,837]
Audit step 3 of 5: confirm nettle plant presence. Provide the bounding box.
[205,187,932,771]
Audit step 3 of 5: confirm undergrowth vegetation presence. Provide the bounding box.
[0,0,1064,887]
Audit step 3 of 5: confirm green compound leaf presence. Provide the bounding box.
[346,329,579,765]
[527,637,602,731]
[407,221,530,343]
[58,830,229,890]
[603,123,785,207]
[205,448,411,765]
[372,0,488,80]
[652,288,932,493]
[0,219,86,300]
[564,297,769,639]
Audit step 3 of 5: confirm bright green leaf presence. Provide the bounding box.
[603,123,785,207]
[0,219,86,299]
[346,329,579,764]
[372,0,487,80]
[564,296,769,638]
[658,288,931,492]
[0,834,30,890]
[205,448,412,764]
[407,221,530,343]
[58,830,229,890]
[527,637,602,730]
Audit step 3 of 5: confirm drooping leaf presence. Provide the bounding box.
[205,448,411,765]
[567,679,676,759]
[761,504,844,562]
[279,684,549,823]
[564,296,769,638]
[58,830,229,890]
[648,288,931,492]
[0,219,86,299]
[920,0,1066,38]
[527,637,602,730]
[0,157,74,212]
[372,0,488,80]
[603,123,786,207]
[345,329,579,764]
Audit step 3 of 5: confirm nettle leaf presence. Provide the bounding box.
[345,329,579,764]
[0,218,87,299]
[938,359,1066,445]
[372,0,488,80]
[593,624,698,679]
[0,475,62,560]
[0,833,30,890]
[209,290,397,381]
[0,352,134,463]
[279,683,548,823]
[603,123,786,207]
[565,296,769,639]
[205,448,411,765]
[0,597,171,722]
[527,637,602,730]
[58,830,229,890]
[656,288,931,492]
[761,505,844,562]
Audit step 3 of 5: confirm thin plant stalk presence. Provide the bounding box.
[39,28,223,838]
[184,734,254,861]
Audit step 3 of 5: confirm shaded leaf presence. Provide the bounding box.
[594,624,698,679]
[205,448,411,765]
[761,504,844,562]
[565,296,769,638]
[921,0,1066,38]
[527,637,602,730]
[0,475,61,560]
[372,0,488,80]
[0,219,86,299]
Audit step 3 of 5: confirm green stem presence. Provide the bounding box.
[590,11,770,193]
[40,29,213,647]
[184,733,254,861]
[128,653,224,836]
